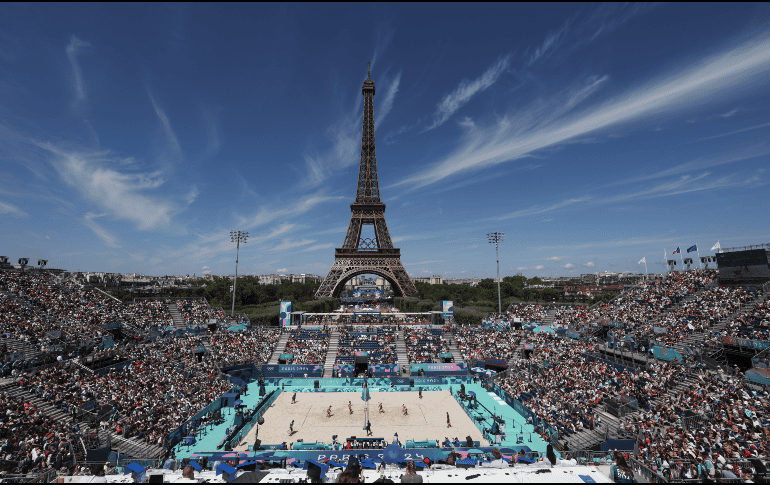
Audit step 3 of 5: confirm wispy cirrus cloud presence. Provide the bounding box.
[66,36,90,105]
[39,143,191,230]
[526,4,649,68]
[424,55,511,131]
[302,242,335,252]
[83,212,121,248]
[303,70,401,187]
[147,89,184,167]
[270,238,315,252]
[375,70,401,127]
[494,196,591,220]
[236,192,344,230]
[0,200,27,217]
[608,144,770,187]
[396,31,770,189]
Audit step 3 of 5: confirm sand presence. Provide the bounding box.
[235,390,488,450]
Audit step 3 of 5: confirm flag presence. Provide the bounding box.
[711,241,721,251]
[673,247,680,254]
[638,257,646,264]
[687,245,697,253]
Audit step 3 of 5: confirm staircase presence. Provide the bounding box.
[323,328,340,377]
[507,341,524,369]
[268,331,291,364]
[3,380,165,460]
[541,308,557,327]
[672,292,765,356]
[444,331,464,363]
[396,331,410,376]
[0,336,43,361]
[167,302,186,330]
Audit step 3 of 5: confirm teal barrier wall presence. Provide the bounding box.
[652,346,683,362]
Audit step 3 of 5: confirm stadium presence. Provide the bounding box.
[3,5,770,482]
[2,243,770,482]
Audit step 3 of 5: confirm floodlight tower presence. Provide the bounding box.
[230,230,249,317]
[487,232,504,313]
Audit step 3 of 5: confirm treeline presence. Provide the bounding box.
[413,277,614,306]
[109,276,320,307]
[107,274,615,326]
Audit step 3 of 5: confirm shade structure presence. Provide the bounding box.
[533,325,555,334]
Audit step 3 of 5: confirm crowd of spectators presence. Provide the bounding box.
[633,370,770,480]
[497,333,689,442]
[0,392,76,475]
[553,271,718,332]
[336,328,396,365]
[454,328,522,362]
[19,336,231,451]
[207,327,280,367]
[506,304,551,322]
[404,328,448,363]
[176,300,224,326]
[282,330,329,365]
[715,292,769,342]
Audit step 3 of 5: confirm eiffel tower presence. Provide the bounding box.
[315,64,417,299]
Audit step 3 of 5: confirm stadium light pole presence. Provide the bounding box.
[230,230,249,318]
[487,232,504,314]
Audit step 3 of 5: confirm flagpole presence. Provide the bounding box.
[645,260,648,275]
[664,249,668,275]
[696,245,702,270]
[679,249,684,272]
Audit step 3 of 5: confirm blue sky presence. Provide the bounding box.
[1,3,769,278]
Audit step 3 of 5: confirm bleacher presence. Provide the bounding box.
[335,328,396,366]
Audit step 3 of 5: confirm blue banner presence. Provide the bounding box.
[409,363,468,376]
[262,364,323,377]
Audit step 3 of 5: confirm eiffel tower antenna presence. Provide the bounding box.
[315,65,417,298]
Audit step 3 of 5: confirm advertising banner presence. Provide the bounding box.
[413,377,444,385]
[722,336,770,350]
[280,301,292,327]
[442,300,454,319]
[262,364,323,377]
[485,358,507,368]
[369,363,398,375]
[409,362,468,376]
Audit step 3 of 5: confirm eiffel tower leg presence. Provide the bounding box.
[387,261,417,296]
[316,260,348,299]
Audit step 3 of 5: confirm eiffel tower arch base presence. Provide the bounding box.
[316,254,416,299]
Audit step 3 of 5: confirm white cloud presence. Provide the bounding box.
[83,213,121,248]
[41,144,188,230]
[147,89,184,167]
[236,192,344,230]
[202,266,209,269]
[425,55,511,131]
[495,196,591,220]
[270,238,315,252]
[585,262,595,267]
[718,108,739,118]
[534,265,545,270]
[0,200,28,217]
[302,243,335,252]
[564,263,575,268]
[375,71,401,127]
[276,268,287,273]
[545,256,562,262]
[66,36,90,105]
[396,31,770,189]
